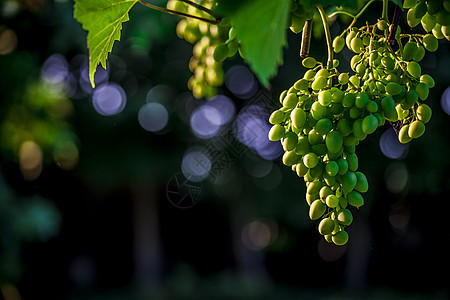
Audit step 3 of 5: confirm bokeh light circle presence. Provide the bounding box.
[138,102,169,132]
[92,83,127,116]
[181,148,211,182]
[380,128,409,159]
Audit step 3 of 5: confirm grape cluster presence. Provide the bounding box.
[268,59,368,246]
[404,0,450,40]
[269,19,438,245]
[167,0,230,98]
[335,21,436,144]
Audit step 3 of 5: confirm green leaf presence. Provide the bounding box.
[74,0,138,88]
[231,0,291,87]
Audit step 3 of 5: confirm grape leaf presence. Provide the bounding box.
[74,0,138,88]
[231,0,291,87]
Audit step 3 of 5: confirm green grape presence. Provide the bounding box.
[337,118,352,136]
[294,78,309,90]
[269,110,285,124]
[227,40,239,56]
[381,56,395,70]
[291,107,307,129]
[349,107,362,119]
[311,101,327,120]
[347,153,358,172]
[332,89,344,103]
[402,42,418,61]
[309,200,326,220]
[416,103,432,123]
[352,119,367,140]
[342,93,356,108]
[337,209,353,226]
[366,101,379,113]
[347,190,364,207]
[326,161,339,176]
[302,57,317,68]
[326,194,339,208]
[416,82,429,100]
[315,118,333,135]
[346,29,357,49]
[435,10,450,26]
[355,92,369,109]
[304,69,316,80]
[398,124,412,143]
[354,171,369,193]
[332,230,349,246]
[403,0,418,9]
[427,0,441,15]
[337,157,349,175]
[333,36,345,53]
[408,120,426,138]
[362,114,378,134]
[303,152,319,168]
[282,132,298,151]
[295,136,310,155]
[282,149,300,166]
[213,44,229,62]
[308,128,323,145]
[311,144,327,156]
[310,164,324,178]
[377,19,389,30]
[442,25,450,41]
[341,171,357,193]
[316,68,330,78]
[413,44,426,61]
[349,75,360,87]
[338,73,349,84]
[423,34,438,51]
[407,9,422,28]
[318,90,332,106]
[421,13,437,32]
[413,2,428,19]
[296,161,309,177]
[407,61,422,78]
[268,124,285,141]
[283,93,298,108]
[385,82,402,96]
[326,131,343,153]
[312,76,328,91]
[351,37,364,53]
[319,218,335,235]
[420,74,435,88]
[432,24,445,39]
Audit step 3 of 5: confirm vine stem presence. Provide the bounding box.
[138,0,220,24]
[316,5,333,69]
[178,0,219,19]
[382,0,389,21]
[329,0,376,24]
[300,20,313,58]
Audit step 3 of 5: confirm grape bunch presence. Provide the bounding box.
[269,16,439,244]
[167,0,230,98]
[335,20,436,144]
[268,59,369,246]
[404,0,450,40]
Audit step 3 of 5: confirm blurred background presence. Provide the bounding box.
[0,0,449,299]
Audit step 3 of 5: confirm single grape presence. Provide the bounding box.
[408,120,426,138]
[386,82,402,96]
[402,41,418,61]
[326,161,339,176]
[282,131,298,151]
[407,9,422,28]
[355,92,369,109]
[420,74,435,88]
[416,103,432,123]
[268,124,285,141]
[362,114,378,134]
[337,157,349,175]
[304,152,319,168]
[303,57,317,68]
[309,199,326,220]
[283,93,298,108]
[318,90,332,106]
[341,171,357,193]
[325,131,343,154]
[332,230,349,245]
[213,44,229,62]
[398,124,412,143]
[315,118,333,135]
[269,110,285,124]
[413,44,426,61]
[312,76,328,91]
[347,190,364,207]
[423,34,438,52]
[290,14,306,34]
[421,13,437,32]
[416,82,430,100]
[407,61,422,78]
[337,209,353,226]
[333,36,345,53]
[347,153,358,172]
[319,218,335,235]
[354,171,369,193]
[326,194,339,208]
